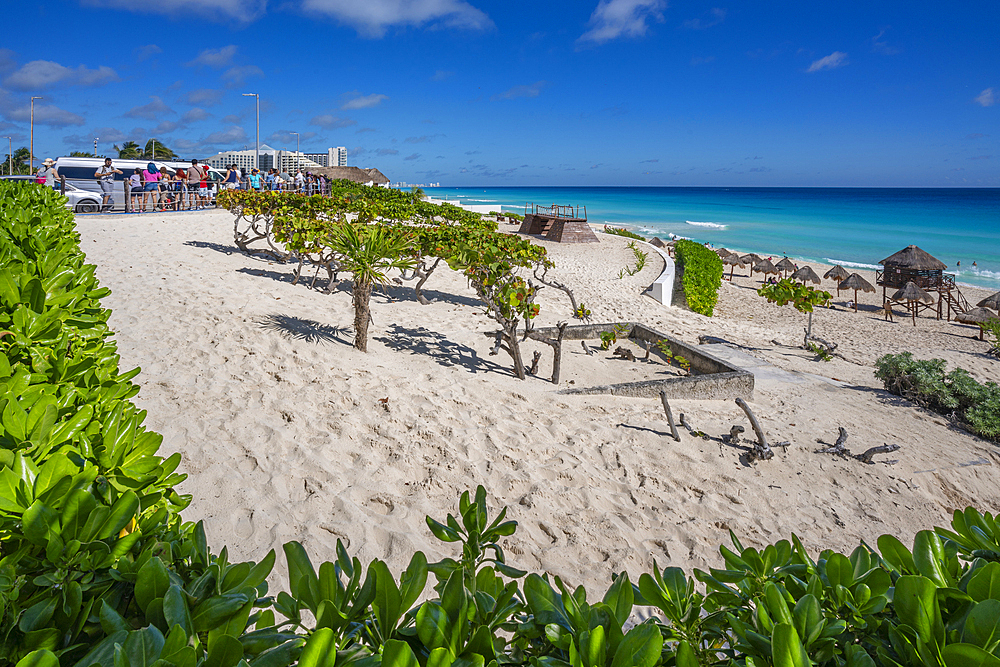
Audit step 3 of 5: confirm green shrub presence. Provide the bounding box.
[875,352,1000,439]
[9,182,1000,667]
[674,239,724,316]
[602,225,643,240]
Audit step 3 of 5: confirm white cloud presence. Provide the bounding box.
[491,81,548,101]
[124,96,174,120]
[974,88,995,107]
[3,60,118,91]
[135,44,162,61]
[578,0,666,45]
[81,0,265,24]
[183,88,225,107]
[377,148,399,155]
[403,153,420,161]
[221,65,264,87]
[807,51,848,72]
[299,0,492,37]
[182,108,212,123]
[682,7,726,30]
[310,114,357,128]
[201,125,249,145]
[3,101,84,127]
[267,130,317,144]
[187,46,239,69]
[341,93,389,110]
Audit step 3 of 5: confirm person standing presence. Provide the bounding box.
[141,162,160,212]
[128,168,143,212]
[224,164,239,190]
[248,168,262,191]
[94,157,122,211]
[186,159,205,209]
[36,158,63,191]
[295,170,305,192]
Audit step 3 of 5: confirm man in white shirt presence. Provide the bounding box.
[187,159,205,209]
[94,157,123,211]
[295,170,305,192]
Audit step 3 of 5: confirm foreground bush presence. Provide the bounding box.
[673,240,723,316]
[875,352,1000,440]
[5,182,1000,667]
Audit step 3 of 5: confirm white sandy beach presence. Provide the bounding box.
[78,210,1000,592]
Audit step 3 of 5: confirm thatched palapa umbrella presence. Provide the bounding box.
[741,254,762,278]
[955,307,997,340]
[891,281,934,326]
[824,265,851,293]
[977,291,1000,311]
[839,273,876,312]
[722,252,745,281]
[775,257,796,277]
[754,259,780,281]
[791,265,821,284]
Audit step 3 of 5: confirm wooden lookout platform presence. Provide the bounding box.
[517,203,599,243]
[876,245,970,321]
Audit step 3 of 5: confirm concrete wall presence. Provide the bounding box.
[523,322,754,400]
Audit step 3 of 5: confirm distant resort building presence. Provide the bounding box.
[205,145,347,172]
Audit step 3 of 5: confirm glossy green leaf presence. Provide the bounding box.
[771,623,810,667]
[298,628,337,667]
[382,640,419,667]
[609,623,661,667]
[941,643,1000,667]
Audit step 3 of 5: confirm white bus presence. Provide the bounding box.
[54,156,225,194]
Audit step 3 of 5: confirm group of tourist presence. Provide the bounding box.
[95,158,212,213]
[221,165,329,195]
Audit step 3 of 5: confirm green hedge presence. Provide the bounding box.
[875,352,1000,440]
[5,182,1000,667]
[673,240,723,316]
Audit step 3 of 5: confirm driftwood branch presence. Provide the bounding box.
[533,263,580,314]
[816,427,851,458]
[526,322,569,384]
[527,350,542,375]
[659,391,681,442]
[857,444,900,464]
[490,331,503,356]
[644,341,651,360]
[613,346,635,362]
[581,340,594,356]
[735,398,774,461]
[726,425,745,444]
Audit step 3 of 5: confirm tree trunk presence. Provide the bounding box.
[353,279,373,352]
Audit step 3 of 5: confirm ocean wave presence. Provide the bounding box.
[824,258,880,270]
[685,221,728,230]
[964,268,1000,280]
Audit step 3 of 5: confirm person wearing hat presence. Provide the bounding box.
[36,158,63,191]
[94,157,123,211]
[248,168,262,191]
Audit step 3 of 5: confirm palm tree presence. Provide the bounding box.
[115,141,141,159]
[68,151,94,157]
[141,139,177,159]
[410,186,425,203]
[330,223,416,352]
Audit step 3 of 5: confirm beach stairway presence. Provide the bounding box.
[517,204,599,243]
[940,286,971,320]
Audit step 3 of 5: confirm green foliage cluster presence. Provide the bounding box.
[673,241,724,317]
[617,242,648,279]
[806,342,833,362]
[757,279,832,314]
[573,304,592,320]
[874,353,1000,440]
[601,226,644,241]
[599,324,630,350]
[654,340,691,374]
[10,181,1000,667]
[981,318,1000,357]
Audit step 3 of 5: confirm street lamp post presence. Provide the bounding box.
[94,137,98,158]
[291,132,299,175]
[3,137,11,175]
[242,93,259,171]
[30,96,42,173]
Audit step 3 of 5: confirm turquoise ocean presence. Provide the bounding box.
[424,187,1000,290]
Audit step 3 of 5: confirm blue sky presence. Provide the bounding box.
[1,0,997,186]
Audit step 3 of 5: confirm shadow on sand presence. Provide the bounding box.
[374,324,508,375]
[257,313,351,345]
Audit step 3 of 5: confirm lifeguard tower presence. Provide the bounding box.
[876,245,970,321]
[517,203,599,243]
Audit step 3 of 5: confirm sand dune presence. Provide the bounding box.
[78,211,1000,593]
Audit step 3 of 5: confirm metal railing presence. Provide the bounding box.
[523,202,587,220]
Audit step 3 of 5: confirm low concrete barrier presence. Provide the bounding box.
[520,322,754,400]
[640,241,674,306]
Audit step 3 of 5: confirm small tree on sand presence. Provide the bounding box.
[331,223,416,352]
[758,278,835,357]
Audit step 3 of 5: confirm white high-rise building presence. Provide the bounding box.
[205,144,343,172]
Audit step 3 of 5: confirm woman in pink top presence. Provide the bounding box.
[142,162,160,212]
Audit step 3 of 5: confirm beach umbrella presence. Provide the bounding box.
[791,265,821,284]
[891,281,935,326]
[754,259,780,280]
[722,252,745,280]
[714,247,732,258]
[839,273,876,312]
[977,291,1000,310]
[775,257,796,277]
[824,264,850,289]
[955,307,998,340]
[740,253,762,278]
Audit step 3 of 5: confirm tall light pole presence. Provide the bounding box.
[291,131,299,174]
[3,137,11,175]
[30,96,42,173]
[242,93,259,170]
[94,137,98,158]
